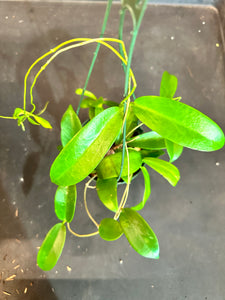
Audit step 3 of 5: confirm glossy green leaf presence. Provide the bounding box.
[60,105,82,147]
[54,185,77,223]
[128,131,166,150]
[75,88,97,100]
[96,178,118,212]
[165,140,183,162]
[33,115,52,129]
[37,223,66,271]
[119,208,159,259]
[50,107,123,186]
[133,96,225,151]
[132,166,151,211]
[96,149,142,181]
[99,218,123,241]
[143,157,180,186]
[160,71,178,98]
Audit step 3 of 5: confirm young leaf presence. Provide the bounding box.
[54,185,77,223]
[28,117,40,126]
[50,107,123,186]
[13,107,24,118]
[99,218,123,241]
[96,178,118,212]
[60,105,82,147]
[143,157,180,186]
[37,223,66,271]
[119,208,159,259]
[133,96,225,151]
[160,71,178,98]
[165,140,183,162]
[75,88,97,100]
[80,98,98,108]
[128,131,166,150]
[33,115,52,129]
[96,149,142,181]
[131,166,151,211]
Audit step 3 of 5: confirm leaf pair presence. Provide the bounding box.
[99,208,159,259]
[13,105,52,131]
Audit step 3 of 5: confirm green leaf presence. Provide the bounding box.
[160,71,178,98]
[54,185,77,223]
[128,131,166,150]
[122,0,148,29]
[89,107,95,120]
[96,178,118,212]
[143,157,180,186]
[13,107,24,118]
[141,149,165,159]
[96,149,142,181]
[94,106,104,117]
[99,218,123,241]
[33,115,52,129]
[131,166,151,211]
[37,223,66,271]
[133,96,225,151]
[60,105,82,147]
[28,117,40,126]
[103,100,119,107]
[80,98,98,108]
[119,208,159,259]
[50,107,123,186]
[165,140,183,162]
[75,88,97,100]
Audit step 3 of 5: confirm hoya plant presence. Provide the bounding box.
[0,0,224,271]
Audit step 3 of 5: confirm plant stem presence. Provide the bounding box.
[84,175,99,229]
[67,223,99,238]
[117,0,148,182]
[76,0,113,115]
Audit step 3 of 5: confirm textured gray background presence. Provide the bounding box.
[0,1,225,299]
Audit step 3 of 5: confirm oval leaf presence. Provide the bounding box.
[160,71,178,98]
[119,208,159,259]
[50,107,123,186]
[33,115,52,129]
[99,218,123,241]
[132,166,151,211]
[96,178,118,212]
[128,131,166,150]
[133,96,225,151]
[143,157,180,186]
[37,223,66,271]
[165,140,183,162]
[61,105,82,147]
[55,185,77,223]
[96,149,142,181]
[75,88,97,100]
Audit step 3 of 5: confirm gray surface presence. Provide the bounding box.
[0,1,225,299]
